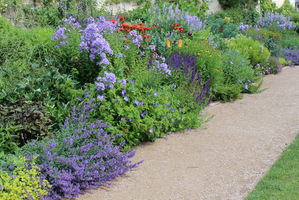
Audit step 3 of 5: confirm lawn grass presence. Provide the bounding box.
[246,134,299,200]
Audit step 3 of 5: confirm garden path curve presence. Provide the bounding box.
[76,66,299,200]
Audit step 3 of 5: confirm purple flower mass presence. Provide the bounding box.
[20,100,142,199]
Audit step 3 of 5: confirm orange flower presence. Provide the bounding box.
[216,69,219,72]
[167,39,171,48]
[218,55,221,57]
[209,55,212,57]
[198,53,201,56]
[178,40,182,47]
[119,16,124,20]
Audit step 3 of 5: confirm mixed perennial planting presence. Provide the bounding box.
[0,1,298,199]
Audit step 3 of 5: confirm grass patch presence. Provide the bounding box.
[246,134,299,200]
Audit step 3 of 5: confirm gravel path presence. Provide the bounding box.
[76,66,299,200]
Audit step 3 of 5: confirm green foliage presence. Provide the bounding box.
[85,71,205,150]
[218,0,258,10]
[211,8,260,25]
[0,124,21,154]
[281,34,299,48]
[179,40,224,91]
[260,0,277,14]
[246,135,299,200]
[258,56,283,75]
[213,84,242,102]
[0,98,53,147]
[226,35,271,67]
[278,57,289,66]
[291,12,299,23]
[209,18,240,38]
[0,156,51,200]
[276,0,297,17]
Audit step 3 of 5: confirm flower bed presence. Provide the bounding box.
[0,1,298,199]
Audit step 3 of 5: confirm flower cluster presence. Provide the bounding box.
[148,53,171,76]
[21,100,141,199]
[148,3,206,33]
[257,12,295,30]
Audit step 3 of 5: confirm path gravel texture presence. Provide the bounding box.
[76,66,299,200]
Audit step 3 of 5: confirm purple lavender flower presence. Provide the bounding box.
[154,92,157,97]
[124,96,128,101]
[97,95,104,101]
[122,89,126,96]
[135,100,140,106]
[245,83,248,90]
[124,45,130,50]
[189,127,191,131]
[130,79,134,84]
[149,129,153,133]
[115,98,118,102]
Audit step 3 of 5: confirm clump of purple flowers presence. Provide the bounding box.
[257,12,295,30]
[52,15,117,67]
[285,46,299,65]
[148,53,171,76]
[148,3,206,33]
[167,51,210,105]
[21,100,141,199]
[260,56,283,75]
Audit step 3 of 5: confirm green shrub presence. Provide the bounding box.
[0,98,53,148]
[83,70,205,150]
[226,35,271,67]
[290,12,299,23]
[209,18,240,39]
[278,57,289,66]
[178,40,224,92]
[0,156,51,200]
[276,0,297,16]
[258,56,283,75]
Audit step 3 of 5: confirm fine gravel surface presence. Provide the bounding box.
[76,66,299,200]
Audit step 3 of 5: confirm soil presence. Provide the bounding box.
[76,66,299,200]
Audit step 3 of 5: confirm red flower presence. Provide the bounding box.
[121,20,126,23]
[221,28,224,31]
[137,123,140,125]
[160,27,162,29]
[147,40,150,42]
[108,19,116,23]
[147,129,149,132]
[152,24,157,27]
[124,129,127,132]
[154,52,157,54]
[125,117,128,120]
[119,16,125,19]
[180,30,184,33]
[139,22,143,25]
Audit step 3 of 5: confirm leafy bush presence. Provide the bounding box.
[211,8,260,25]
[0,98,53,148]
[276,0,297,17]
[209,18,240,39]
[0,156,51,200]
[285,46,299,65]
[221,50,257,92]
[19,100,141,199]
[226,35,270,67]
[218,0,258,10]
[258,56,283,75]
[83,70,206,149]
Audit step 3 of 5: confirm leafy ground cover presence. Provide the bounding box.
[246,134,299,200]
[0,0,298,199]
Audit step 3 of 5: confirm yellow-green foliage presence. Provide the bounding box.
[0,156,51,200]
[226,35,270,67]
